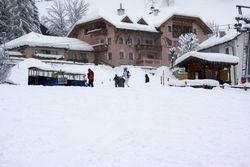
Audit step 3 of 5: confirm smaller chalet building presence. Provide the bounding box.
[199,29,249,84]
[68,8,212,67]
[5,32,94,63]
[174,51,239,84]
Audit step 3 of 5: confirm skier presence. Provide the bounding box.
[123,67,130,87]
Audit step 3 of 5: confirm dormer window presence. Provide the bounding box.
[121,16,133,23]
[137,18,148,25]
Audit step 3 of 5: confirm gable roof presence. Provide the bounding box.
[175,51,239,67]
[68,11,159,36]
[137,18,148,25]
[5,32,94,51]
[199,29,240,50]
[121,16,133,23]
[68,9,212,36]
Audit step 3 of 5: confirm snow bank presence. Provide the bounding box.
[0,84,250,167]
[7,59,174,87]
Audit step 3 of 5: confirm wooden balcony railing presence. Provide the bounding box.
[135,44,162,51]
[93,43,108,52]
[136,58,161,66]
[87,28,107,37]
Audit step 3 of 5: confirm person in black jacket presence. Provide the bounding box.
[145,74,150,83]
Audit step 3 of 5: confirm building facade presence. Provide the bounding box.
[68,9,212,67]
[200,30,250,84]
[5,32,95,63]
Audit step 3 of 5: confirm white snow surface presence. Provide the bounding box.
[4,32,94,51]
[175,51,239,66]
[1,59,250,167]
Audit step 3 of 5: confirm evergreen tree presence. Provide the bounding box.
[0,46,10,84]
[0,0,41,43]
[0,0,15,44]
[178,33,200,56]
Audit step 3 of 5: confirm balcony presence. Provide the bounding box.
[87,28,107,37]
[135,44,162,51]
[92,43,108,52]
[136,58,162,67]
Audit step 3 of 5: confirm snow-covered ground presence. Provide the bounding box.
[0,59,250,167]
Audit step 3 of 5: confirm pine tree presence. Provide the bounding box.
[178,33,200,56]
[0,0,41,43]
[0,0,15,44]
[0,47,10,84]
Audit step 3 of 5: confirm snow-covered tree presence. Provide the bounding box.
[0,0,41,43]
[0,47,10,84]
[41,0,68,36]
[178,33,200,56]
[65,0,89,26]
[42,0,89,36]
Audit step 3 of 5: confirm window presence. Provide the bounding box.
[168,26,172,32]
[108,37,112,44]
[119,51,125,59]
[225,48,229,54]
[193,28,197,34]
[145,39,153,45]
[137,38,141,45]
[108,52,112,60]
[118,37,124,44]
[129,52,134,60]
[127,37,133,45]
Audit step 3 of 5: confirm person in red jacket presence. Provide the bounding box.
[87,68,94,87]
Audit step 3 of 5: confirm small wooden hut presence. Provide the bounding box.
[174,51,239,84]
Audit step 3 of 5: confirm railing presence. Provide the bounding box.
[135,44,162,51]
[136,58,161,66]
[93,43,108,52]
[87,28,107,37]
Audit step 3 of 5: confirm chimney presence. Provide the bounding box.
[117,3,125,16]
[153,9,160,16]
[219,31,226,38]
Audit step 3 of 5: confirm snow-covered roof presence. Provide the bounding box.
[175,51,239,66]
[35,53,63,60]
[68,10,159,35]
[6,51,23,56]
[199,29,240,50]
[68,9,209,36]
[5,32,94,51]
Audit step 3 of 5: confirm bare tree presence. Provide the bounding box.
[42,0,89,36]
[206,21,219,36]
[42,0,68,36]
[64,0,89,26]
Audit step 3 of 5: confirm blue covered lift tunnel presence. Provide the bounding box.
[28,67,87,86]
